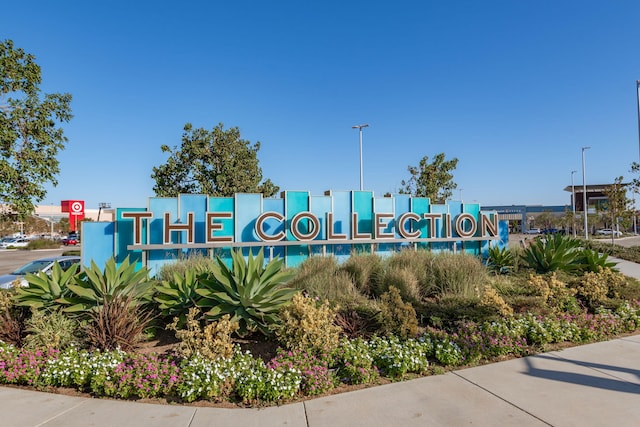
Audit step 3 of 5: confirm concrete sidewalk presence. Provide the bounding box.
[1,333,639,427]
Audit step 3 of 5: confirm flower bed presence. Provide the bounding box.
[2,302,639,406]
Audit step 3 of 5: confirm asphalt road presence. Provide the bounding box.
[0,248,67,275]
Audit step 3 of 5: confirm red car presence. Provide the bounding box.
[62,236,79,246]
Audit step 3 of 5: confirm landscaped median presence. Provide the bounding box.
[1,234,640,406]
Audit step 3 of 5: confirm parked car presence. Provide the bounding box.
[595,229,622,237]
[62,235,79,246]
[524,228,541,234]
[0,256,81,289]
[0,238,30,249]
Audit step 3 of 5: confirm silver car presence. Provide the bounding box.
[0,256,81,289]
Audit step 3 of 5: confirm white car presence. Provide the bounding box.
[596,229,622,237]
[0,256,81,289]
[0,238,30,249]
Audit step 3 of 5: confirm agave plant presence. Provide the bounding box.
[60,257,155,315]
[196,248,298,337]
[13,263,79,312]
[575,248,618,273]
[486,245,514,274]
[154,268,203,326]
[522,233,582,273]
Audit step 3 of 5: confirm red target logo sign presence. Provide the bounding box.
[61,200,85,232]
[71,201,84,214]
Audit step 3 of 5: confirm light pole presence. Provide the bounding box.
[352,124,369,191]
[459,188,463,202]
[571,170,577,237]
[636,80,640,161]
[582,146,591,239]
[98,202,111,221]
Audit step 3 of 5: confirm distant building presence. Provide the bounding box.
[563,183,629,213]
[480,205,568,233]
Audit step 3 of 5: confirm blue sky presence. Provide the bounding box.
[3,1,640,210]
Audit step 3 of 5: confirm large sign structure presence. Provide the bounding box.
[60,200,84,232]
[81,191,507,275]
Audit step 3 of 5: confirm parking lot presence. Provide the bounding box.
[0,248,67,275]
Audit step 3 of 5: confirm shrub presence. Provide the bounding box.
[480,286,514,317]
[419,296,499,328]
[381,249,435,294]
[167,308,238,361]
[94,353,180,399]
[196,248,297,337]
[23,309,81,351]
[333,337,379,384]
[176,353,235,402]
[26,239,60,250]
[267,349,336,396]
[274,293,342,355]
[378,287,419,339]
[290,256,366,307]
[528,273,579,313]
[155,251,218,282]
[0,290,28,346]
[334,304,381,339]
[430,253,487,298]
[84,292,155,352]
[367,335,431,377]
[339,253,383,295]
[375,264,422,304]
[576,268,626,308]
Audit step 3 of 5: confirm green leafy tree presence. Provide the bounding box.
[151,122,279,197]
[602,176,632,235]
[399,153,458,202]
[0,40,73,220]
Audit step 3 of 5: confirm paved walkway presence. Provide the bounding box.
[2,254,640,426]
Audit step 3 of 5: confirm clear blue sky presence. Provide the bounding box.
[4,1,640,210]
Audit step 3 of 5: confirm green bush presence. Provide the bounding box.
[419,296,498,328]
[167,308,238,361]
[84,292,155,351]
[196,248,297,337]
[23,309,81,351]
[430,253,487,298]
[0,290,29,346]
[273,293,342,354]
[155,251,218,282]
[339,253,383,296]
[378,287,419,339]
[27,239,60,250]
[380,249,435,294]
[375,264,422,304]
[290,256,367,307]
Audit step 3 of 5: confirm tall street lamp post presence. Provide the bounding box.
[571,170,577,237]
[352,124,369,191]
[582,146,591,240]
